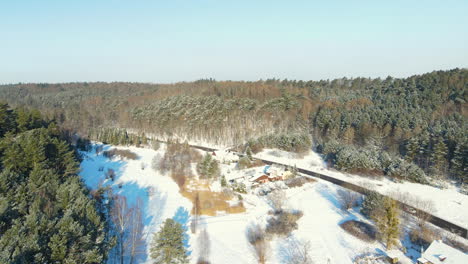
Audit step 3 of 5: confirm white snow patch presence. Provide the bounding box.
[254,148,468,228]
[78,143,462,264]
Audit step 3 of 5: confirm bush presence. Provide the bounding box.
[238,157,265,169]
[337,189,361,210]
[220,175,227,187]
[340,220,376,242]
[157,141,201,188]
[361,191,385,218]
[410,225,439,247]
[151,140,160,150]
[266,211,303,236]
[106,168,116,181]
[238,156,251,169]
[267,190,286,213]
[247,225,268,264]
[353,253,389,264]
[151,153,162,171]
[285,176,315,188]
[386,158,428,184]
[103,148,138,160]
[279,238,313,264]
[231,182,247,194]
[334,145,383,175]
[320,139,342,163]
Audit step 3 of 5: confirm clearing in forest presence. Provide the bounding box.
[181,178,246,216]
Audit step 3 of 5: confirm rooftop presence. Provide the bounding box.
[421,240,468,264]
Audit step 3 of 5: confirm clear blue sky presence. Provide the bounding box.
[1,0,467,83]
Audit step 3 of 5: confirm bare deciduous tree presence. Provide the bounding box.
[191,192,201,234]
[247,225,268,264]
[280,237,313,264]
[267,189,286,213]
[110,195,146,264]
[151,153,162,171]
[411,196,435,227]
[111,195,132,264]
[128,198,145,264]
[337,189,360,210]
[389,191,435,227]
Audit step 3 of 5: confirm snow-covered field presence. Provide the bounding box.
[80,144,193,263]
[78,143,467,263]
[254,148,468,229]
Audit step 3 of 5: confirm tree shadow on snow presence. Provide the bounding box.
[173,207,192,256]
[79,144,127,188]
[316,184,348,218]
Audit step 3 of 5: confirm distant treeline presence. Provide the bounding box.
[0,69,466,184]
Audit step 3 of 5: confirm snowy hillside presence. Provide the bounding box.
[78,143,468,264]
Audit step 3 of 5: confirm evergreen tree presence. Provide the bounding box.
[291,165,298,178]
[150,218,188,264]
[142,133,148,146]
[220,175,227,187]
[197,153,220,179]
[0,103,16,138]
[418,133,430,169]
[405,138,419,163]
[245,146,253,161]
[451,143,467,183]
[431,136,448,172]
[342,126,355,145]
[361,191,385,218]
[373,197,400,249]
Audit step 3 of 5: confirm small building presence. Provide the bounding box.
[253,175,270,184]
[269,175,283,182]
[418,240,468,264]
[264,164,285,178]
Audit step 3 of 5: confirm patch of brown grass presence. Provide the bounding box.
[285,176,315,188]
[249,159,266,168]
[340,220,376,242]
[181,178,245,216]
[103,148,138,160]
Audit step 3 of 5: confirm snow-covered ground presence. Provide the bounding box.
[79,144,193,263]
[79,143,426,263]
[254,148,468,229]
[124,130,468,228]
[285,182,411,264]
